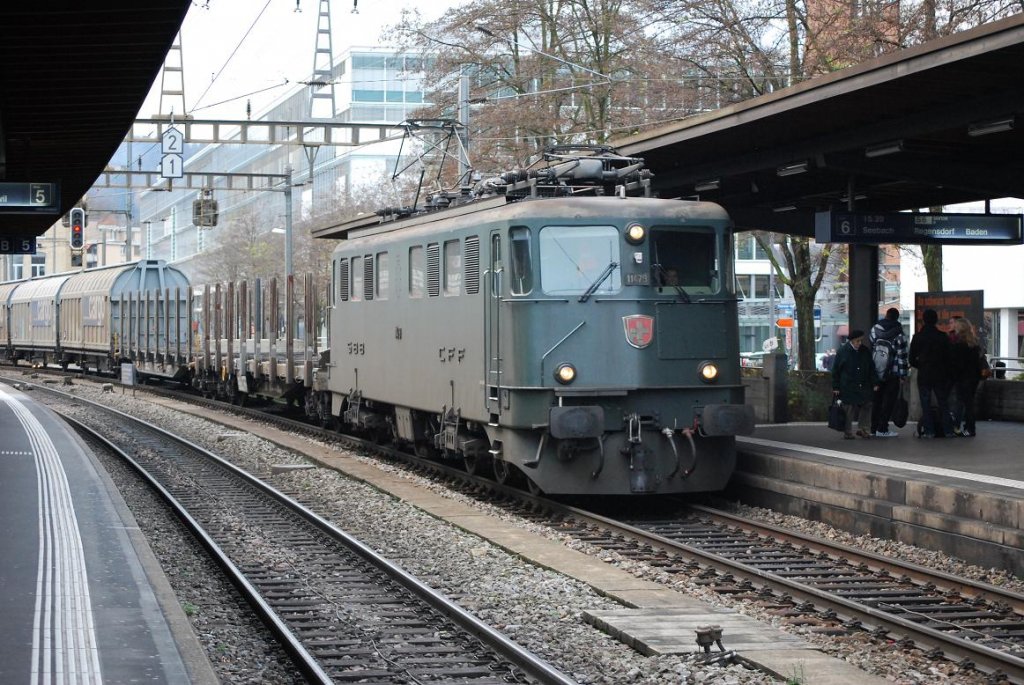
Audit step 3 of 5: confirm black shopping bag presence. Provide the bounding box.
[892,383,909,428]
[827,400,847,432]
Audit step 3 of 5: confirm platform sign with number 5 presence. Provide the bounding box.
[0,181,60,214]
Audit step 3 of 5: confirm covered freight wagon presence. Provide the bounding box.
[2,260,190,376]
[8,275,71,366]
[0,281,22,361]
[59,260,191,376]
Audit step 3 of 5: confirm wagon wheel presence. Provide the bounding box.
[415,442,439,459]
[492,458,513,485]
[464,453,490,476]
[370,425,393,445]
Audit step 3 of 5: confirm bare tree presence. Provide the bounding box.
[190,201,280,285]
[920,244,944,291]
[392,0,699,166]
[755,232,839,369]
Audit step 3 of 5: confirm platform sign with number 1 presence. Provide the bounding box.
[160,154,183,179]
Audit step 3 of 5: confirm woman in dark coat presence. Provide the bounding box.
[949,317,985,436]
[831,329,880,439]
[909,308,954,437]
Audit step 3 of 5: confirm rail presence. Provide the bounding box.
[40,384,578,685]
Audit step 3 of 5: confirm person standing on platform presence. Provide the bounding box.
[832,330,879,439]
[949,317,984,437]
[909,308,954,438]
[869,308,909,437]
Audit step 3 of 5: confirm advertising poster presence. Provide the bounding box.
[914,290,985,340]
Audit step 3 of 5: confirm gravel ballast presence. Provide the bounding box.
[18,375,1018,684]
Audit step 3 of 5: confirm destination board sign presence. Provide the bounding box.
[815,211,1023,245]
[0,182,60,213]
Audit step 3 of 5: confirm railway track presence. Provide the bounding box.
[143,378,1024,682]
[11,370,1024,682]
[40,385,576,685]
[514,501,1024,683]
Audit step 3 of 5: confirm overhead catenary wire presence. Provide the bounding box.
[190,0,274,115]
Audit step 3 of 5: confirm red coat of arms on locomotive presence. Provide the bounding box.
[622,315,654,349]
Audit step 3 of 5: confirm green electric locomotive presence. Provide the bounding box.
[311,147,754,495]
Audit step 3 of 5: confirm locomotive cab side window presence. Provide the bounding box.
[509,227,533,295]
[443,239,461,296]
[650,227,721,294]
[409,246,425,298]
[539,225,620,296]
[351,256,363,302]
[376,252,389,300]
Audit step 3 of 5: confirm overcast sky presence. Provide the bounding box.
[137,0,451,122]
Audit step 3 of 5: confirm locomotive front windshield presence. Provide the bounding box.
[650,226,727,295]
[539,225,621,296]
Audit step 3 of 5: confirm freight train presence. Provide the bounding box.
[0,147,753,495]
[0,261,317,403]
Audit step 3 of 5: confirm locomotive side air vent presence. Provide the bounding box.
[427,243,441,297]
[465,236,480,295]
[338,259,350,302]
[364,256,374,301]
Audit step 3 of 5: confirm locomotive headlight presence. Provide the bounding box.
[554,363,577,385]
[625,223,646,245]
[699,362,719,383]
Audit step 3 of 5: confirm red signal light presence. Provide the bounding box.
[69,208,85,249]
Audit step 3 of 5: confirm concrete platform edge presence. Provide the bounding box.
[729,450,1024,575]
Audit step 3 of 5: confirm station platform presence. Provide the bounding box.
[0,382,215,684]
[730,419,1024,576]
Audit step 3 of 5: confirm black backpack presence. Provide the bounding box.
[872,334,895,380]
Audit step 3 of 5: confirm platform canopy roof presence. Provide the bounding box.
[612,13,1024,235]
[0,2,191,239]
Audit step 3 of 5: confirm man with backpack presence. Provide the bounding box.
[869,308,909,437]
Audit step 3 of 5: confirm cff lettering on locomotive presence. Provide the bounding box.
[310,144,754,496]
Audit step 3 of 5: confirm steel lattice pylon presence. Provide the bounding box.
[308,0,336,119]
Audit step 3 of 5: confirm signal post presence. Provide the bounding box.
[69,207,85,267]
